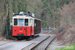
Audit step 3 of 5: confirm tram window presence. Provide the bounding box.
[14,19,17,25]
[18,19,24,26]
[25,19,28,26]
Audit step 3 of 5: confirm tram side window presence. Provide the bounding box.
[14,19,17,25]
[25,19,28,26]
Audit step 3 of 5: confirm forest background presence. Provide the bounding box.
[0,0,75,35]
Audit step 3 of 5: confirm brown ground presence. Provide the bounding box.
[42,25,75,45]
[42,31,62,41]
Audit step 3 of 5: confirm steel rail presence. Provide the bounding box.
[31,36,55,50]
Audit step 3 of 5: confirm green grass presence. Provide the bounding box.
[48,43,75,50]
[56,43,75,50]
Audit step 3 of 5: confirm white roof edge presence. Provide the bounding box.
[34,18,41,21]
[12,15,33,18]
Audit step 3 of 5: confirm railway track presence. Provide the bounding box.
[0,35,39,47]
[0,34,55,50]
[30,36,55,50]
[8,35,39,41]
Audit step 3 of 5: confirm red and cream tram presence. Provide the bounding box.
[11,12,41,38]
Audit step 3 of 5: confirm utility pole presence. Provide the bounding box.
[54,16,55,30]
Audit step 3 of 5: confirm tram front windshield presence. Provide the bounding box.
[14,19,29,26]
[18,19,24,26]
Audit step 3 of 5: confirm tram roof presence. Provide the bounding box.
[12,15,41,21]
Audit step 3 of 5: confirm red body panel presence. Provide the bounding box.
[12,26,34,36]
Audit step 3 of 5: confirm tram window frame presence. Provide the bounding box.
[25,19,28,26]
[14,19,17,26]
